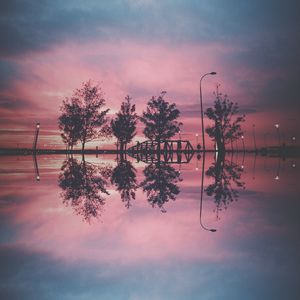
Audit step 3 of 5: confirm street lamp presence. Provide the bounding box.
[200,72,217,151]
[241,135,245,153]
[252,124,257,151]
[274,124,281,147]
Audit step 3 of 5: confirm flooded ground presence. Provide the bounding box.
[0,153,299,300]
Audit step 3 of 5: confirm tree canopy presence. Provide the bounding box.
[140,92,182,141]
[58,99,82,150]
[58,81,110,151]
[205,91,245,153]
[111,96,137,151]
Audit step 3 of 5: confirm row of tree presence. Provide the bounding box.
[58,81,245,152]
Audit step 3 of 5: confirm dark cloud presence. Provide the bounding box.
[0,95,36,110]
[1,0,299,56]
[0,60,21,89]
[0,245,123,300]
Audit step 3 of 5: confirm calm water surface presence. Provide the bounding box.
[0,154,299,300]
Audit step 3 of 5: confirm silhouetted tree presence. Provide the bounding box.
[140,162,181,212]
[140,92,182,142]
[111,158,138,208]
[205,156,245,217]
[205,91,245,155]
[111,96,138,152]
[58,100,82,150]
[58,158,111,222]
[59,81,110,152]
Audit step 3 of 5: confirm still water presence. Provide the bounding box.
[0,153,299,300]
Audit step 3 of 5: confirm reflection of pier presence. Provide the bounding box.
[128,140,194,164]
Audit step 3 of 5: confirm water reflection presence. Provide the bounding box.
[140,162,181,212]
[58,157,111,222]
[111,156,138,209]
[0,154,299,299]
[25,152,296,227]
[57,152,247,220]
[205,156,245,216]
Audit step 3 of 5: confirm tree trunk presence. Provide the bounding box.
[120,141,124,153]
[215,151,225,183]
[82,141,85,153]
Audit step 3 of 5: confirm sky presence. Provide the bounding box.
[0,0,300,149]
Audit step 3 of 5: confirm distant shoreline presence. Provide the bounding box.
[0,146,299,157]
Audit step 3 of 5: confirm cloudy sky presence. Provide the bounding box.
[0,0,299,148]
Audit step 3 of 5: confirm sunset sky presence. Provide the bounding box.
[0,0,299,149]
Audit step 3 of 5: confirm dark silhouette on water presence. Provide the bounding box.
[140,162,182,212]
[58,158,111,222]
[199,152,217,232]
[111,155,138,209]
[205,154,245,217]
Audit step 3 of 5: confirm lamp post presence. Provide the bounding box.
[274,124,280,147]
[241,135,245,153]
[252,124,257,151]
[200,72,217,151]
[33,122,40,153]
[264,132,270,148]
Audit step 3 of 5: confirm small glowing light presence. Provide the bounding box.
[241,165,244,169]
[36,176,40,181]
[292,163,296,168]
[292,136,296,141]
[274,124,279,129]
[274,175,279,180]
[36,122,40,128]
[241,135,244,139]
[195,167,199,171]
[196,133,199,137]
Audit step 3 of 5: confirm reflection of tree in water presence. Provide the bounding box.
[140,163,182,212]
[111,159,138,208]
[205,157,245,215]
[58,158,111,222]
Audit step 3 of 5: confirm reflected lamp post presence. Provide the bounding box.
[199,72,217,151]
[199,153,217,232]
